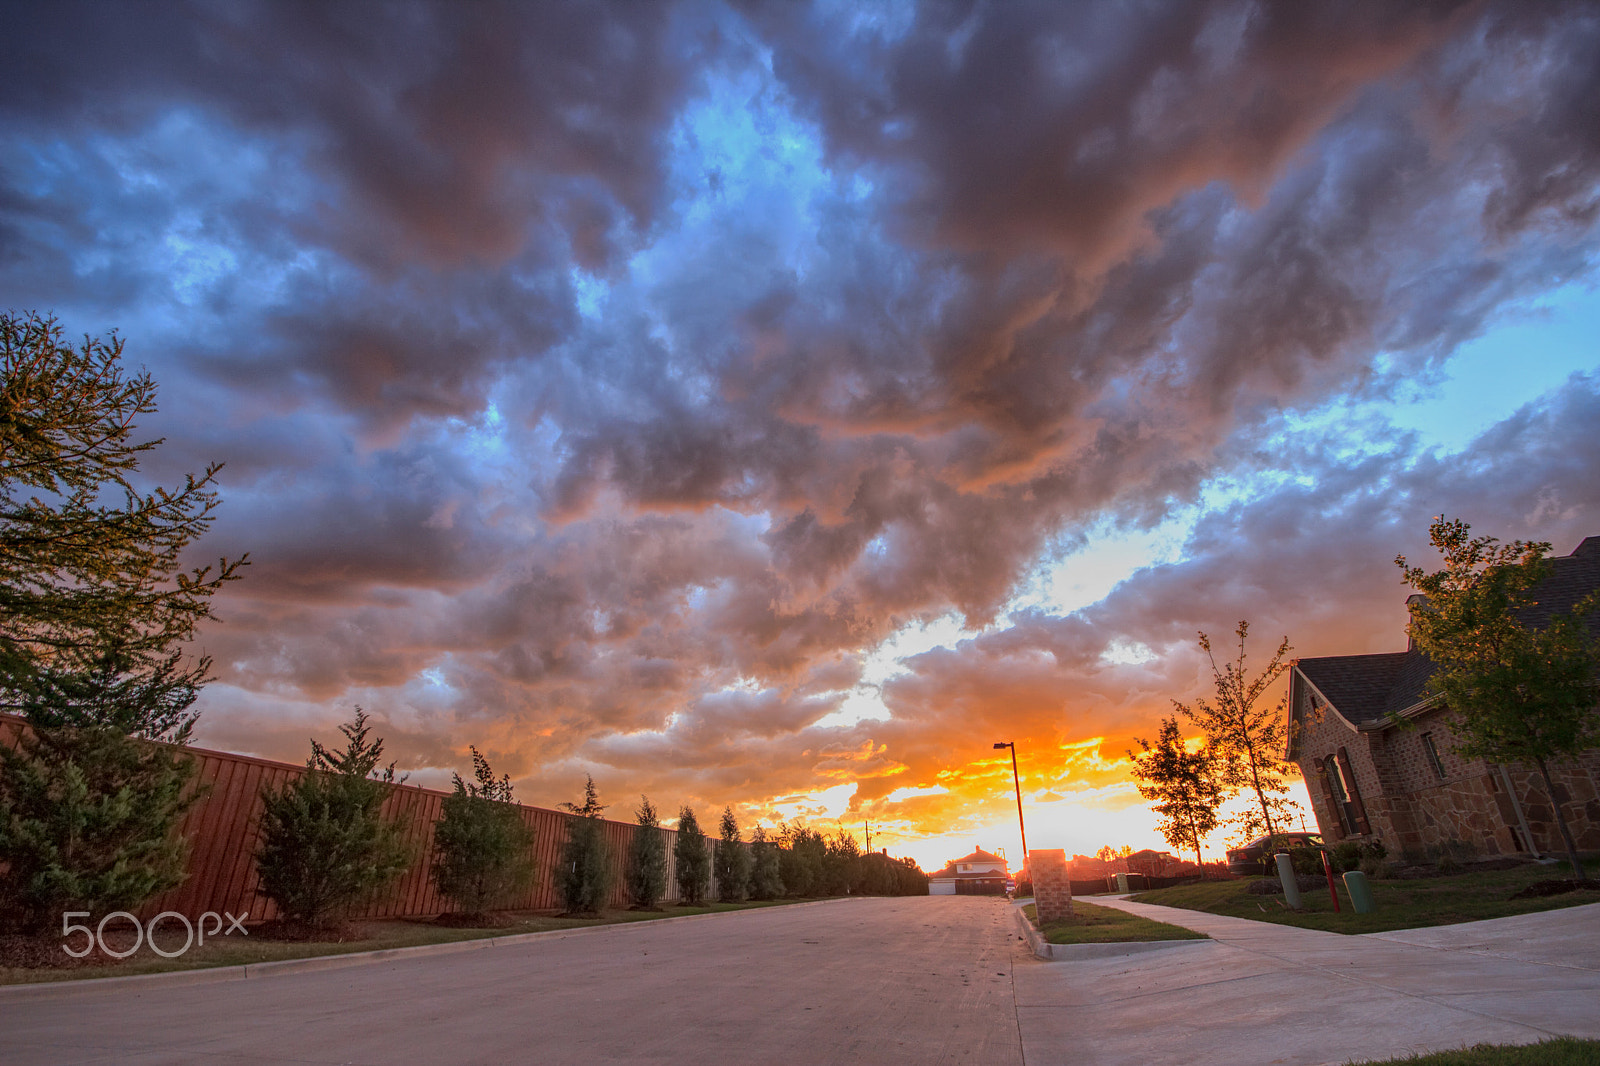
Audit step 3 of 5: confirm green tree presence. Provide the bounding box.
[0,725,198,934]
[1128,716,1226,872]
[748,825,785,900]
[1,312,246,742]
[779,823,827,897]
[556,775,611,915]
[255,709,413,931]
[714,806,752,903]
[430,747,536,919]
[624,795,667,909]
[822,831,862,895]
[673,806,710,905]
[1398,517,1600,881]
[1176,621,1297,843]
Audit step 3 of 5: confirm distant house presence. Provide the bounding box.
[1288,536,1600,861]
[928,847,1010,895]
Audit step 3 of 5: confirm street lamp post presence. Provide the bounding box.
[993,741,1028,865]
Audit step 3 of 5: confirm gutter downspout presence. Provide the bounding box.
[1495,763,1541,859]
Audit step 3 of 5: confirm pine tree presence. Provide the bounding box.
[430,747,536,919]
[1,312,246,742]
[556,775,611,915]
[714,805,752,903]
[255,709,413,931]
[748,825,785,900]
[0,725,198,934]
[674,806,710,905]
[1128,716,1225,871]
[624,795,667,909]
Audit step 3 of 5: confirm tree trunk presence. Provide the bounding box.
[1534,756,1589,883]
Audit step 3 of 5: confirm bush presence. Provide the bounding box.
[430,748,536,918]
[715,806,752,902]
[674,806,710,905]
[748,826,785,900]
[255,709,412,931]
[556,776,611,916]
[0,725,198,935]
[625,796,667,909]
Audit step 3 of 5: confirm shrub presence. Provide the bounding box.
[625,795,667,909]
[255,709,412,931]
[674,806,710,904]
[556,776,611,916]
[715,806,752,902]
[748,825,785,900]
[0,725,198,935]
[430,747,536,918]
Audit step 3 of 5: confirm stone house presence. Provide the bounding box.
[1287,535,1600,861]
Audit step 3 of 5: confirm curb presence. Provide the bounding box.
[0,897,858,1000]
[1012,900,1210,961]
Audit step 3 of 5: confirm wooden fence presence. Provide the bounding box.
[1,715,700,922]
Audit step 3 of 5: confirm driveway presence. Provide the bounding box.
[2,896,1597,1065]
[1015,896,1600,1065]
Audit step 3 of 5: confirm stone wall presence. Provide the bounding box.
[1030,849,1073,924]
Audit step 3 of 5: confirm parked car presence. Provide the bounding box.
[1226,831,1324,876]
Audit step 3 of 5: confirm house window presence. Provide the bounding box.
[1324,755,1356,835]
[1421,733,1446,780]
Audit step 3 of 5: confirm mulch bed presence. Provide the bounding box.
[1509,878,1600,900]
[249,919,370,942]
[0,933,123,971]
[432,912,515,929]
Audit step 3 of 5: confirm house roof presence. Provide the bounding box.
[951,848,1005,866]
[1296,535,1600,733]
[930,867,1008,880]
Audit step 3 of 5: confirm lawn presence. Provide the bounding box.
[1128,860,1600,935]
[1023,900,1205,944]
[1349,1038,1600,1065]
[0,899,807,986]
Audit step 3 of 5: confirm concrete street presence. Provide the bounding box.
[1,895,1597,1065]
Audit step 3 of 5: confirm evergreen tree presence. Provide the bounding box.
[1398,517,1600,880]
[430,747,536,918]
[1176,621,1298,843]
[714,805,752,903]
[1128,716,1225,871]
[255,709,413,930]
[779,823,826,897]
[1,312,246,742]
[0,725,198,934]
[673,806,710,905]
[556,775,611,915]
[624,795,667,909]
[823,831,863,895]
[748,825,785,900]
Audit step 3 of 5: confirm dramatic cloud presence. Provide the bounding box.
[3,0,1597,865]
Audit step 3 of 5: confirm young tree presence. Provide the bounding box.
[1,312,246,742]
[748,825,785,900]
[430,747,536,919]
[1128,716,1226,872]
[1176,621,1297,843]
[255,709,413,931]
[822,831,862,895]
[624,795,667,909]
[556,775,611,915]
[673,806,710,905]
[1398,517,1600,881]
[714,806,752,903]
[0,725,199,934]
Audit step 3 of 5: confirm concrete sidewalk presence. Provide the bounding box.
[1013,896,1600,1066]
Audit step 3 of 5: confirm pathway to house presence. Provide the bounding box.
[1,895,1597,1065]
[1014,895,1600,1065]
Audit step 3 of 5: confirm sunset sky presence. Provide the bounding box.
[3,1,1598,873]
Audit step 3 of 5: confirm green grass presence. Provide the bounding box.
[1023,900,1206,944]
[1349,1037,1600,1065]
[0,899,807,986]
[1129,860,1600,934]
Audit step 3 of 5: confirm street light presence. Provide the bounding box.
[993,741,1028,864]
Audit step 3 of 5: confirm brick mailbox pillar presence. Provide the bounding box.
[1030,848,1073,923]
